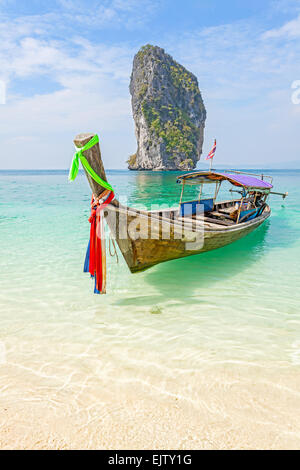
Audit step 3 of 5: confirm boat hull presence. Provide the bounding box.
[104,202,271,273]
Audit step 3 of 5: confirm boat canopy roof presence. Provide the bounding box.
[177,171,273,190]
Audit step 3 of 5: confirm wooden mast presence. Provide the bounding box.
[73,133,109,198]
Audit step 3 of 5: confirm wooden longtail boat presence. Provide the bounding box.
[73,133,287,275]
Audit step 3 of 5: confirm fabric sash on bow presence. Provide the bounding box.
[84,191,115,294]
[68,134,115,294]
[69,134,113,192]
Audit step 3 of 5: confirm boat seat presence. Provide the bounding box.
[180,198,214,217]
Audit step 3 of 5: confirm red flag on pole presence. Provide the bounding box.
[206,139,217,160]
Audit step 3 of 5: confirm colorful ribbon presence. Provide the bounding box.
[84,191,115,294]
[69,134,113,192]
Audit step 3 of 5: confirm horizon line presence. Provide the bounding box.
[1,167,300,171]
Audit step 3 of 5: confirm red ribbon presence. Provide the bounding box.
[88,191,115,293]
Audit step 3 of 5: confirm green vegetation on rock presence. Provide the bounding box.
[129,45,206,170]
[136,44,155,62]
[141,100,199,158]
[170,65,199,94]
[178,158,194,170]
[137,83,148,99]
[127,153,137,168]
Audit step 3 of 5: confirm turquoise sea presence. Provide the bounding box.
[0,169,300,449]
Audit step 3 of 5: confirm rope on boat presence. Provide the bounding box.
[109,235,119,264]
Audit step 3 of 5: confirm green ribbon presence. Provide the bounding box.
[69,134,113,192]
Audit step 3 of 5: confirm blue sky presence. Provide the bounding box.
[0,0,299,168]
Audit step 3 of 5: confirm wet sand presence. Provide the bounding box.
[1,359,300,450]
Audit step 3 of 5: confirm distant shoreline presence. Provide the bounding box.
[1,168,300,172]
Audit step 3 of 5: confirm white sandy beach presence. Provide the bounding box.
[1,346,300,450]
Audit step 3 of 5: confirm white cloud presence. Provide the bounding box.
[0,11,138,169]
[271,0,300,14]
[0,4,299,169]
[164,17,300,166]
[0,83,134,169]
[263,13,300,38]
[55,0,159,29]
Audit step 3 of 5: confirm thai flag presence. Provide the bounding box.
[206,139,216,160]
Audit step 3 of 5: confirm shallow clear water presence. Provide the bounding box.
[0,169,299,367]
[1,169,300,448]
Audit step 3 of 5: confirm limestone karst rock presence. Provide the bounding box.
[128,45,206,170]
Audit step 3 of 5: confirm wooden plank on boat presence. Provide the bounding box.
[218,208,235,215]
[198,215,235,226]
[209,211,233,220]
